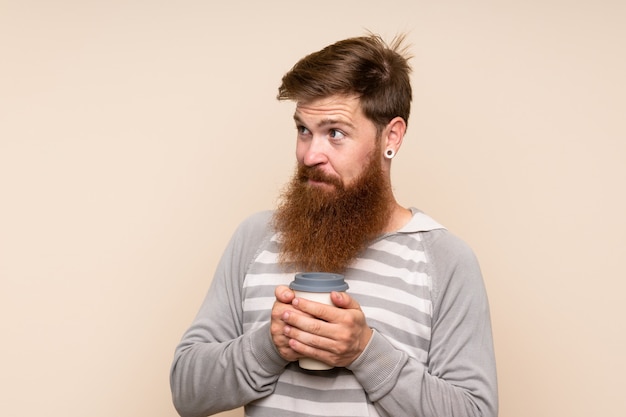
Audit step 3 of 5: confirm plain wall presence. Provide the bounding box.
[1,1,624,416]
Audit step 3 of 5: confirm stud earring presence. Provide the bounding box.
[385,148,395,159]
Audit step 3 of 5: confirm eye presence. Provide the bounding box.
[296,125,311,136]
[329,129,346,140]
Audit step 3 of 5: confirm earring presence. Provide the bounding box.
[385,148,395,159]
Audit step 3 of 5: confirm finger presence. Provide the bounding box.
[270,311,304,362]
[283,319,333,352]
[274,335,302,362]
[275,285,295,303]
[331,291,360,309]
[282,309,335,340]
[288,335,331,362]
[291,297,337,322]
[292,295,356,323]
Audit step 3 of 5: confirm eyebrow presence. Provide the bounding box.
[293,114,356,130]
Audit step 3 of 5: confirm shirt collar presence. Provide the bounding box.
[397,207,446,233]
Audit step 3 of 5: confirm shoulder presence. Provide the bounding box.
[422,228,478,265]
[420,228,485,309]
[216,211,277,281]
[228,210,276,259]
[234,210,275,236]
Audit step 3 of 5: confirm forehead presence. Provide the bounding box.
[294,95,364,123]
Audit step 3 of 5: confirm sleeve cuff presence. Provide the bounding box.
[346,329,408,397]
[248,322,291,375]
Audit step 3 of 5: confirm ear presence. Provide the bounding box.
[383,116,407,156]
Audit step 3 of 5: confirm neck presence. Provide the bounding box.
[383,201,412,233]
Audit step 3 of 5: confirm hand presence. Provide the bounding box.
[270,285,308,362]
[281,291,373,368]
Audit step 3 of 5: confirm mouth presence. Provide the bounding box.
[306,178,336,189]
[301,173,342,192]
[299,166,341,186]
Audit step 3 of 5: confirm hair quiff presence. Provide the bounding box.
[277,33,413,134]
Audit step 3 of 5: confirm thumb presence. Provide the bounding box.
[331,291,360,309]
[275,285,295,303]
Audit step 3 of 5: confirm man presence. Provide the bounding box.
[170,34,498,417]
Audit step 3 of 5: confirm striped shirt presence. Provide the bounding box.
[171,208,498,417]
[241,210,443,416]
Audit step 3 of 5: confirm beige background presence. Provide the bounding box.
[1,1,624,416]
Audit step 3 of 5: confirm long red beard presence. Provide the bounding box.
[273,152,392,273]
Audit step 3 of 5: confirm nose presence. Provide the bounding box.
[300,136,328,167]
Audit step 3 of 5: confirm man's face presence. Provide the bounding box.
[273,95,393,273]
[293,95,381,191]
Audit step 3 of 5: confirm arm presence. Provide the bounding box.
[170,211,290,417]
[347,230,498,417]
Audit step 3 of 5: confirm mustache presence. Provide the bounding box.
[296,165,343,188]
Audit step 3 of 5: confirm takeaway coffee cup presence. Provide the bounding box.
[289,272,349,370]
